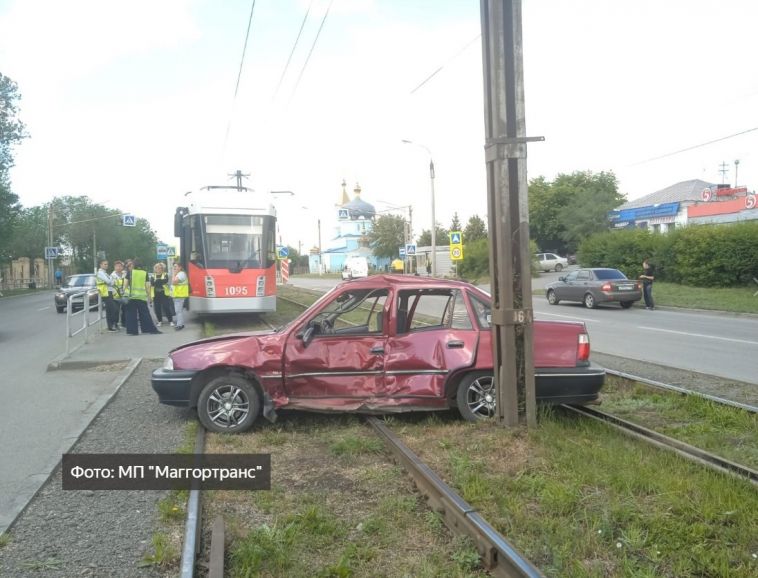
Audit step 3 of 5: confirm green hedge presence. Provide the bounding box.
[578,221,758,287]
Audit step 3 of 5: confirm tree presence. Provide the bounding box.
[463,215,487,243]
[0,73,28,261]
[449,212,462,232]
[528,171,626,254]
[368,214,406,259]
[417,224,450,247]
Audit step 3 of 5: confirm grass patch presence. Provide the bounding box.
[140,532,179,568]
[601,376,758,469]
[652,281,758,313]
[204,414,488,577]
[398,413,758,578]
[0,533,9,548]
[157,491,186,522]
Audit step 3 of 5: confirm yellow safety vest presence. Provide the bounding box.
[130,269,148,301]
[113,274,125,297]
[96,271,109,297]
[172,273,189,298]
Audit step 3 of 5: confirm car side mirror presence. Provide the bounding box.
[559,276,566,282]
[300,325,315,346]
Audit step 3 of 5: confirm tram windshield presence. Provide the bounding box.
[189,214,276,270]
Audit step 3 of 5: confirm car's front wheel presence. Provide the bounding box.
[56,306,65,313]
[620,301,634,309]
[197,375,260,433]
[457,372,496,421]
[547,289,560,305]
[583,293,596,309]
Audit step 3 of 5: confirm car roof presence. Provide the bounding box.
[344,274,478,291]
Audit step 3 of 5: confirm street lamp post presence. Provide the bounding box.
[402,140,436,276]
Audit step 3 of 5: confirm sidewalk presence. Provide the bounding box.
[48,313,204,369]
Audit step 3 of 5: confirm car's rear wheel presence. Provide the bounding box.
[547,289,560,305]
[457,372,496,421]
[620,301,634,309]
[197,375,260,433]
[583,293,596,309]
[555,263,563,272]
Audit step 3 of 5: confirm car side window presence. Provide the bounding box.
[564,271,579,282]
[397,289,472,333]
[309,288,388,336]
[576,270,590,281]
[470,294,491,329]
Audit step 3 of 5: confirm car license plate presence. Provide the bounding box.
[618,284,634,291]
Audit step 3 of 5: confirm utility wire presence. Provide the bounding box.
[273,0,314,100]
[288,0,335,105]
[631,126,758,165]
[410,34,480,95]
[222,0,258,154]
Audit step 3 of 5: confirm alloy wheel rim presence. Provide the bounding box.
[466,376,496,418]
[207,385,250,428]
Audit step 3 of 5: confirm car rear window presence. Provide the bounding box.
[594,269,626,280]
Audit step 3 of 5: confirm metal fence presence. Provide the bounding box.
[65,289,104,356]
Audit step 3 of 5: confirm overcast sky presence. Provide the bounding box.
[2,0,757,251]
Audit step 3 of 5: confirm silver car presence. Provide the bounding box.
[535,252,568,272]
[545,268,642,309]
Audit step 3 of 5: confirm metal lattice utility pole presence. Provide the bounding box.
[480,0,543,427]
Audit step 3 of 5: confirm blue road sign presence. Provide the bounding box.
[122,214,136,227]
[45,246,59,259]
[450,232,462,245]
[399,247,406,257]
[405,244,417,256]
[156,244,168,259]
[277,246,289,259]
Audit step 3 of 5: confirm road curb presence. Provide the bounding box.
[2,357,143,535]
[47,358,132,371]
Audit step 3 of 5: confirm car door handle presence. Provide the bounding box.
[370,346,384,355]
[447,340,464,349]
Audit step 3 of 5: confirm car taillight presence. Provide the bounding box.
[601,282,612,292]
[577,333,590,362]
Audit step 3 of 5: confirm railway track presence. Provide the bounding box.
[562,404,758,486]
[604,368,757,413]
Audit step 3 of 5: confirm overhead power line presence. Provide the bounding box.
[631,126,758,166]
[288,0,335,105]
[222,0,258,154]
[410,34,481,95]
[273,0,314,100]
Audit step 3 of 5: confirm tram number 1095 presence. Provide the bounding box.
[224,286,249,296]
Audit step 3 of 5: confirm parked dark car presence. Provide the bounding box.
[545,268,642,309]
[54,274,99,313]
[152,275,605,433]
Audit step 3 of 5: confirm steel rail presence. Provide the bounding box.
[180,426,206,578]
[366,417,545,578]
[562,404,758,486]
[604,368,757,413]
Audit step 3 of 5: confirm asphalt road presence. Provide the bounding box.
[288,273,758,386]
[0,290,202,534]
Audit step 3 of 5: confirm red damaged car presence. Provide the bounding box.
[151,275,604,433]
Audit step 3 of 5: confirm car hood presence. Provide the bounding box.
[169,330,285,372]
[57,286,94,294]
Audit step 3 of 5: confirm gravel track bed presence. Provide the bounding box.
[592,351,757,407]
[0,359,193,578]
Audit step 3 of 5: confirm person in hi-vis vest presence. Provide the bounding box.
[171,262,189,330]
[124,259,161,335]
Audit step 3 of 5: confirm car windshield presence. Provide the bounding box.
[64,276,93,288]
[594,269,626,280]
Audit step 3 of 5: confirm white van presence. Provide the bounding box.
[341,256,369,280]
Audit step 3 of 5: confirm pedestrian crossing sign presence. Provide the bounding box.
[167,246,177,257]
[450,231,462,245]
[122,214,136,227]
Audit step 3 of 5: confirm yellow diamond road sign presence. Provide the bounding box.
[451,246,463,260]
